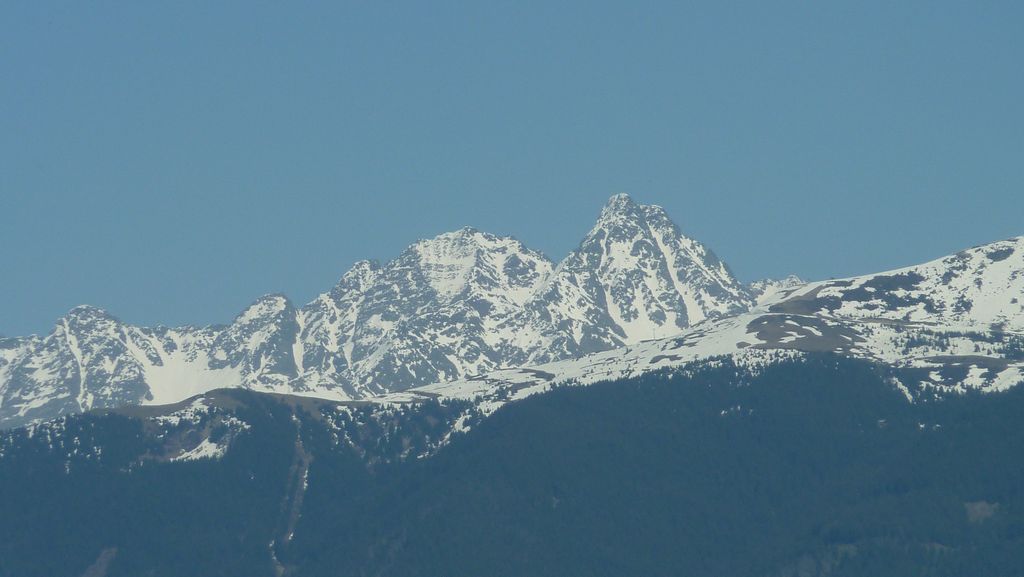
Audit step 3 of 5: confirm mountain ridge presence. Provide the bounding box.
[379,234,1024,416]
[4,196,1021,430]
[0,194,756,428]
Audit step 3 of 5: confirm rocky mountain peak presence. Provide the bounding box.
[402,228,553,304]
[599,192,641,217]
[543,194,752,344]
[234,294,294,323]
[57,306,127,352]
[61,304,118,326]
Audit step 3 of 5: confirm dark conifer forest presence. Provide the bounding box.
[2,355,1023,577]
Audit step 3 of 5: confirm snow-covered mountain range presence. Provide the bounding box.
[0,194,754,428]
[3,196,1021,577]
[3,194,1022,430]
[385,236,1024,416]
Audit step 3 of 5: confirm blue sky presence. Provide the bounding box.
[2,1,1022,335]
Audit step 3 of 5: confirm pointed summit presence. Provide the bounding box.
[603,192,639,211]
[596,193,644,226]
[59,305,124,341]
[523,194,753,357]
[212,293,301,383]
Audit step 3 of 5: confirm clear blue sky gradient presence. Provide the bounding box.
[3,2,1022,335]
